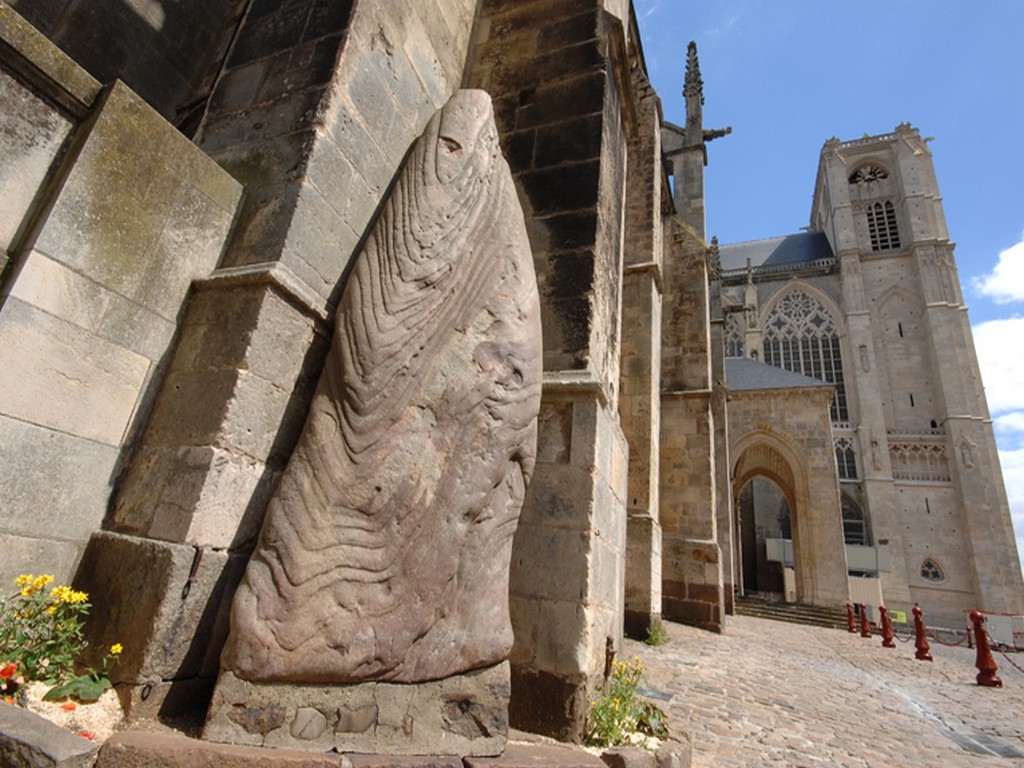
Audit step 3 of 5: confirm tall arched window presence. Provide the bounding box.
[866,200,900,251]
[763,291,849,421]
[841,494,868,546]
[724,311,745,357]
[834,436,857,480]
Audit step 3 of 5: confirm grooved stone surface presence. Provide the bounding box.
[220,89,541,687]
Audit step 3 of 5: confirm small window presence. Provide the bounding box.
[867,200,901,251]
[920,558,944,583]
[849,165,889,184]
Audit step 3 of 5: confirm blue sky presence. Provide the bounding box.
[633,1,1024,572]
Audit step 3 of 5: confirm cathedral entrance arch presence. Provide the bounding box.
[737,476,791,597]
[731,436,811,603]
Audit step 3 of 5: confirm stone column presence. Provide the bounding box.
[660,223,723,632]
[619,70,664,639]
[466,0,633,741]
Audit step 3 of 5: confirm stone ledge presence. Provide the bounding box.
[0,2,101,115]
[92,730,635,768]
[97,730,348,767]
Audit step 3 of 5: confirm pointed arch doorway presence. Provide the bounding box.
[737,476,792,598]
[733,439,802,602]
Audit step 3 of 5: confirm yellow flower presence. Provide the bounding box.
[110,644,123,656]
[15,575,32,587]
[48,585,88,604]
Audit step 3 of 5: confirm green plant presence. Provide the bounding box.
[43,643,122,703]
[585,657,668,748]
[0,574,121,702]
[645,617,668,647]
[0,574,89,684]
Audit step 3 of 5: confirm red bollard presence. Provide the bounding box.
[913,605,933,661]
[879,605,896,648]
[859,603,872,638]
[969,610,1003,687]
[847,602,857,634]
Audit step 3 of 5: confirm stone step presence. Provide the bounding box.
[734,598,849,630]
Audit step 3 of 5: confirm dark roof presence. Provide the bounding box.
[724,357,833,392]
[718,231,834,272]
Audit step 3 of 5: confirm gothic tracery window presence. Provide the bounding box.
[762,291,849,421]
[724,311,745,357]
[920,558,944,583]
[866,200,900,251]
[834,436,858,480]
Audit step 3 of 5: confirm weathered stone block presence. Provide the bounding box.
[0,298,150,447]
[0,702,97,768]
[204,663,510,756]
[97,730,350,768]
[0,415,118,545]
[0,70,72,253]
[656,737,692,768]
[0,532,82,599]
[510,525,591,602]
[508,595,589,673]
[507,666,589,745]
[600,746,656,768]
[75,531,246,687]
[465,741,607,768]
[113,443,278,549]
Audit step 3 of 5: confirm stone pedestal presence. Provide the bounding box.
[203,663,510,756]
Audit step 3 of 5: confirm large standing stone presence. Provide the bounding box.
[207,90,540,754]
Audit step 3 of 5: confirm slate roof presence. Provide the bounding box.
[724,357,833,392]
[718,231,834,272]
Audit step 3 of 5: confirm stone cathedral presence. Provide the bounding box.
[0,0,1021,750]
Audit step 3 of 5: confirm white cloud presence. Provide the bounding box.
[973,316,1024,577]
[972,317,1024,417]
[997,447,1024,578]
[972,236,1024,304]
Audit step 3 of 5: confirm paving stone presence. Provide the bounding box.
[464,742,606,768]
[628,615,1024,767]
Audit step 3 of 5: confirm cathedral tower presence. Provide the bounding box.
[811,125,1024,619]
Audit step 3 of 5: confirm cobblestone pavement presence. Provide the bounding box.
[625,615,1024,767]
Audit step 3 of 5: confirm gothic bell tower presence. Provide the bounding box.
[811,125,1024,617]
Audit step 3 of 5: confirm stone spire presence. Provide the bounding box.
[683,41,704,142]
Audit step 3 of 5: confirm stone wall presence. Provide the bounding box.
[8,0,245,126]
[466,0,632,741]
[0,4,242,588]
[76,0,483,717]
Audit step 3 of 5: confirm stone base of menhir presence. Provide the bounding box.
[203,661,509,756]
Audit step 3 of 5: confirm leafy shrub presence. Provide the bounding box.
[586,657,668,748]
